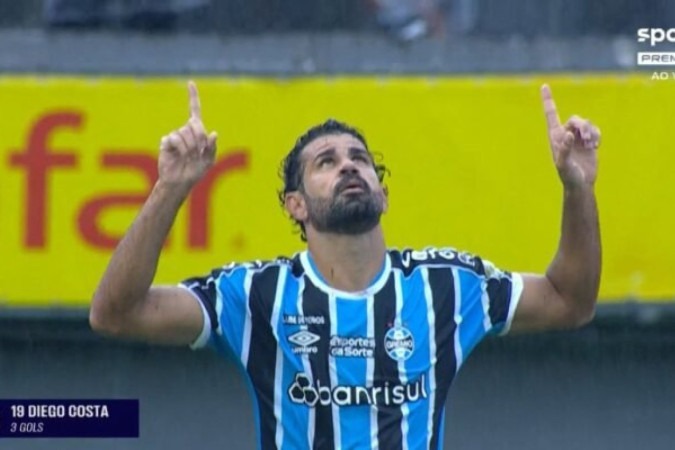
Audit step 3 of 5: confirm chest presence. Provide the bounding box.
[276,287,453,380]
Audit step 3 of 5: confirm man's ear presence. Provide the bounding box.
[382,185,389,214]
[285,191,308,222]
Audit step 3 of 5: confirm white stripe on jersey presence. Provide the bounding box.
[180,281,212,349]
[327,293,341,449]
[214,279,224,336]
[270,266,288,342]
[421,267,437,450]
[240,270,255,365]
[296,277,315,447]
[393,270,410,450]
[480,283,492,332]
[452,267,464,372]
[271,266,288,449]
[500,272,524,336]
[367,293,378,450]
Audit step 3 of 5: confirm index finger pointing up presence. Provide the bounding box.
[540,84,560,130]
[188,80,201,119]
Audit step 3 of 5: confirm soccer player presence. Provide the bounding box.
[90,81,601,449]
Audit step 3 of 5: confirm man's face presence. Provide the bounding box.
[290,133,387,236]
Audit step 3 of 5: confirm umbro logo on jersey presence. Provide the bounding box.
[288,330,320,346]
[288,330,320,354]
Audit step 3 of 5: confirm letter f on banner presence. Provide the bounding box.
[9,111,82,248]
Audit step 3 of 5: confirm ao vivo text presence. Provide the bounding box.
[8,111,250,250]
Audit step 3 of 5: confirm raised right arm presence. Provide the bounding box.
[89,81,218,345]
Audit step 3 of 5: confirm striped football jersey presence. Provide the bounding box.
[182,247,522,450]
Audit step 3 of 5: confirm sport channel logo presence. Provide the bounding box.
[636,28,675,66]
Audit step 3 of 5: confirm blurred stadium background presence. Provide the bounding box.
[1,0,674,449]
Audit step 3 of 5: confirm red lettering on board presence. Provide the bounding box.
[188,150,249,249]
[78,152,158,249]
[8,111,81,248]
[8,110,252,251]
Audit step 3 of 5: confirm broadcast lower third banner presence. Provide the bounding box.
[0,399,139,438]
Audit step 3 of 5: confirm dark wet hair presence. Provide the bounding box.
[278,119,388,241]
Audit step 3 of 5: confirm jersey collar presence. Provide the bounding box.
[299,250,392,299]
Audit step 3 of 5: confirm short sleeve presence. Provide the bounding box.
[477,258,523,336]
[179,264,252,354]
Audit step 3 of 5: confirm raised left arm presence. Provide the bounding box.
[510,84,601,332]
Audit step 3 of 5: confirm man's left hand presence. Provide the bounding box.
[541,84,601,188]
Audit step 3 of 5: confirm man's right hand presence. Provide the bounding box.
[90,81,217,345]
[158,81,218,190]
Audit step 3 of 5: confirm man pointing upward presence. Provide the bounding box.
[91,81,601,449]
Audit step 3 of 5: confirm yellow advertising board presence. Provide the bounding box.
[0,75,672,306]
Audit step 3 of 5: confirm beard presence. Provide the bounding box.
[303,175,385,236]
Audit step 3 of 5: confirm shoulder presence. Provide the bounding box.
[219,255,295,272]
[388,246,498,278]
[217,253,304,279]
[217,254,305,279]
[182,254,302,288]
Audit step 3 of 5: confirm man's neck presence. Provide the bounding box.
[306,226,387,293]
